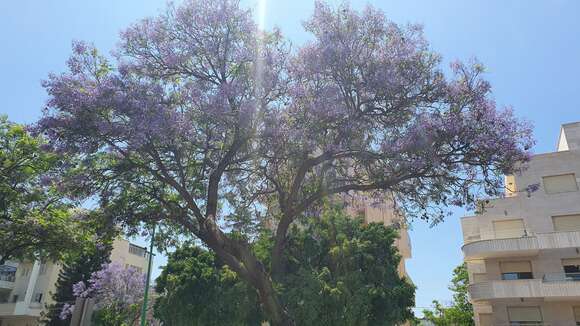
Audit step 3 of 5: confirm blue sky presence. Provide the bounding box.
[1,0,579,314]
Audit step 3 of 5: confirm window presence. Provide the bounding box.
[543,173,578,194]
[563,258,580,280]
[508,306,542,325]
[33,293,43,303]
[0,266,16,282]
[12,295,19,303]
[0,291,9,303]
[493,219,526,239]
[501,261,533,280]
[505,175,517,197]
[129,244,147,257]
[553,214,580,232]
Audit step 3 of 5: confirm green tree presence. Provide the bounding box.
[154,246,264,326]
[154,207,414,326]
[0,115,90,264]
[423,263,474,326]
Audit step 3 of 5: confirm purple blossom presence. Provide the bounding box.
[59,303,75,320]
[525,183,541,197]
[39,175,53,187]
[63,263,146,319]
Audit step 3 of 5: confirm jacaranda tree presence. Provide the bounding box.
[61,263,146,326]
[36,1,534,324]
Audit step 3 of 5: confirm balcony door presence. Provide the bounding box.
[500,261,533,280]
[562,258,580,280]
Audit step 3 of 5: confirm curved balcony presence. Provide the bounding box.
[469,273,580,301]
[463,230,580,259]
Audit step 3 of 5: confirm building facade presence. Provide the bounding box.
[344,193,412,277]
[461,122,580,326]
[0,238,148,326]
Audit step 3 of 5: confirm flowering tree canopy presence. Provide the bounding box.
[61,263,145,323]
[37,1,533,324]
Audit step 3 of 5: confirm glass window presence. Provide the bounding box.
[33,293,43,303]
[501,261,533,280]
[502,272,533,280]
[563,258,580,280]
[129,244,147,257]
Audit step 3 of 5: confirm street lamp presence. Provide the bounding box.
[140,224,155,326]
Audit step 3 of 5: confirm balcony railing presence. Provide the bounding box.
[463,229,580,259]
[0,266,16,282]
[464,227,533,243]
[543,272,580,282]
[469,274,580,301]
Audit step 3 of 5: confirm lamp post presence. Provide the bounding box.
[140,224,155,326]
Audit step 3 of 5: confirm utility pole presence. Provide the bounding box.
[140,224,155,326]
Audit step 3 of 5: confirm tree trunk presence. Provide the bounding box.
[270,213,293,279]
[253,269,294,326]
[197,218,295,326]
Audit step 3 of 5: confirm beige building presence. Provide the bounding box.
[0,238,148,326]
[461,122,580,326]
[345,193,412,277]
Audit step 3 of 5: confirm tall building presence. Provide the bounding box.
[0,238,148,326]
[461,122,580,326]
[344,193,412,277]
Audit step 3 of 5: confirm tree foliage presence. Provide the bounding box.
[0,115,98,264]
[423,263,474,326]
[154,245,263,326]
[36,0,533,324]
[155,208,414,326]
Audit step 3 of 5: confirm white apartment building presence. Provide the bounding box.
[461,122,580,326]
[0,238,148,326]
